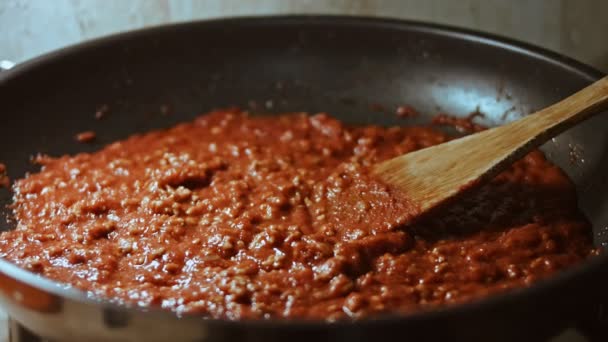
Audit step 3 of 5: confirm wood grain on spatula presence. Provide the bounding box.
[374,76,608,214]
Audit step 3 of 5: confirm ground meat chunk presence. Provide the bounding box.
[0,163,8,188]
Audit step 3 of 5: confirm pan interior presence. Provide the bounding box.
[1,18,606,250]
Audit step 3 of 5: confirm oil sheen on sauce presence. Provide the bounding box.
[0,109,597,320]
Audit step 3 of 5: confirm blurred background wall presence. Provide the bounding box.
[0,0,606,72]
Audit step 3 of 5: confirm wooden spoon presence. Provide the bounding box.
[374,76,608,214]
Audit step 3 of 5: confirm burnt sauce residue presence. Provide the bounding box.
[0,109,597,320]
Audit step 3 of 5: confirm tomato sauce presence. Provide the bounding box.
[0,109,596,320]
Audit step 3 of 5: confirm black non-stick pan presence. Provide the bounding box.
[0,16,607,342]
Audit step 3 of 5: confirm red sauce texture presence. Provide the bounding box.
[0,109,596,320]
[75,131,97,143]
[0,163,8,188]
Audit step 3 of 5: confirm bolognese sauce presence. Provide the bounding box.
[0,109,596,320]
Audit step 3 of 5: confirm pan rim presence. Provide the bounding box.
[0,14,606,328]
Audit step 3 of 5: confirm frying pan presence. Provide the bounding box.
[0,16,607,342]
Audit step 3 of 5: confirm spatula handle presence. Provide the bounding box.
[510,76,608,140]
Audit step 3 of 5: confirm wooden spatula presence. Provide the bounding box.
[374,76,608,214]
